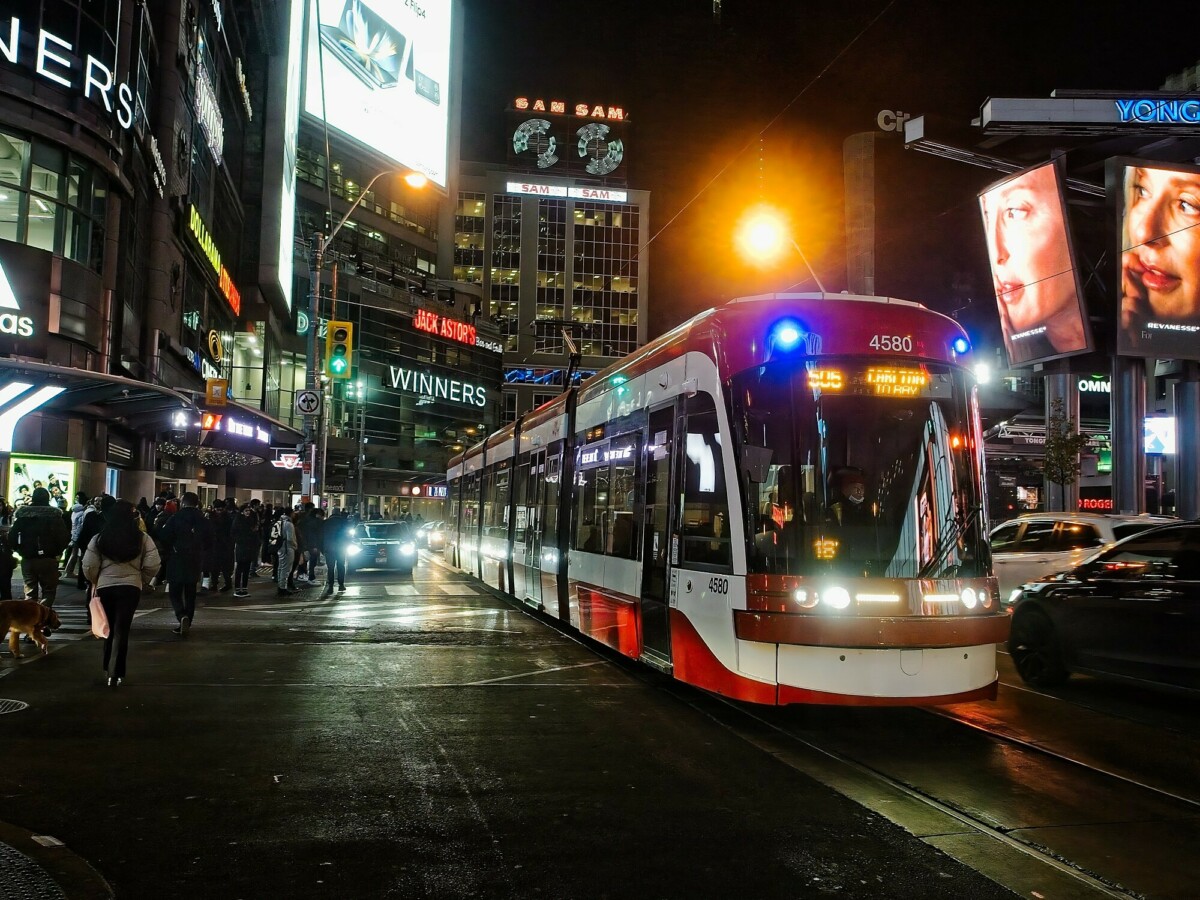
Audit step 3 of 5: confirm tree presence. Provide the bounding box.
[1043,398,1091,493]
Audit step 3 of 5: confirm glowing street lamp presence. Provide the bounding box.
[735,203,827,293]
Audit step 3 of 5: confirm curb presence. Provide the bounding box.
[0,821,113,899]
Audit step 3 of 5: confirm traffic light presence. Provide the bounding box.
[325,320,353,379]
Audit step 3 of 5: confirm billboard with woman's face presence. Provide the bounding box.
[979,162,1092,367]
[1117,160,1200,360]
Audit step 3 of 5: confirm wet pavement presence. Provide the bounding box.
[0,559,1018,899]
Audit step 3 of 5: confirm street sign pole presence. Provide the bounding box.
[303,232,324,501]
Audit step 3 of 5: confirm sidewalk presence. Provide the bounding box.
[0,566,312,899]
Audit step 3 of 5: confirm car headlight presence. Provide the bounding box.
[400,542,416,554]
[347,544,362,556]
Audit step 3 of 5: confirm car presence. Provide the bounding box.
[1006,522,1200,691]
[422,520,447,551]
[346,521,418,574]
[990,512,1176,601]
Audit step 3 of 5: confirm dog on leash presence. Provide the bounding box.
[1,600,62,658]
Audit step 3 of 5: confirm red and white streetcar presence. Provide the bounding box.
[446,293,1009,705]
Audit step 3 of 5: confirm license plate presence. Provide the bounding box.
[375,553,387,564]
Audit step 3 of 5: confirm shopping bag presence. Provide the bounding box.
[89,591,109,639]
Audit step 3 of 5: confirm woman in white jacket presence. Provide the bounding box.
[82,499,160,687]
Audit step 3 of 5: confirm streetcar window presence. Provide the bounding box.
[681,395,731,568]
[572,432,641,560]
[482,465,510,541]
[732,361,987,579]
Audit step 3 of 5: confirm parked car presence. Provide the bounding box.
[1005,522,1200,690]
[347,521,418,574]
[990,512,1176,600]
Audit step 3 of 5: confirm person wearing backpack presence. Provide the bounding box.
[160,492,213,636]
[10,487,71,609]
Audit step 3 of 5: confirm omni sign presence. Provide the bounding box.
[188,205,242,316]
[413,308,476,346]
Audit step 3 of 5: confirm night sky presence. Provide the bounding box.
[459,0,1199,346]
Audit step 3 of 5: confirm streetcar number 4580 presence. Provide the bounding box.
[869,334,913,352]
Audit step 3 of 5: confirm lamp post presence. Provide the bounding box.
[303,168,427,502]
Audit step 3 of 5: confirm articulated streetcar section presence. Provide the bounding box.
[445,293,1009,705]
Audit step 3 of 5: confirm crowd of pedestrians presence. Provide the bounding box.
[2,489,364,687]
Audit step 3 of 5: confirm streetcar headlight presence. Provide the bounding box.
[960,587,978,610]
[823,585,851,610]
[793,589,818,609]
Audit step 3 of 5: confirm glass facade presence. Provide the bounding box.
[453,192,485,283]
[491,196,521,351]
[0,129,108,271]
[536,199,567,354]
[573,202,639,357]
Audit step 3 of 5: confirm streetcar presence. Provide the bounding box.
[445,293,1008,706]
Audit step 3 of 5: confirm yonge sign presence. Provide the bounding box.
[0,16,137,130]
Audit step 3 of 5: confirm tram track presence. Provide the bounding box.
[678,690,1145,899]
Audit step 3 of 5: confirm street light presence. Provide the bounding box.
[303,168,427,502]
[735,203,828,293]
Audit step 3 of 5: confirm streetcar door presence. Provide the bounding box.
[640,404,675,665]
[523,449,546,609]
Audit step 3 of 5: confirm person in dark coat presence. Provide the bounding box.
[159,492,212,636]
[231,505,261,597]
[205,499,235,592]
[11,487,71,607]
[320,509,353,597]
[0,526,17,600]
[305,509,326,581]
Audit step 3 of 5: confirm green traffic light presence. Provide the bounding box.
[329,357,348,374]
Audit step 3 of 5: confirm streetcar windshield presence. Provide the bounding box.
[732,359,989,578]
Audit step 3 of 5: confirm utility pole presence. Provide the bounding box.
[303,232,324,502]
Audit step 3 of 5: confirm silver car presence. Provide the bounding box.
[990,513,1176,600]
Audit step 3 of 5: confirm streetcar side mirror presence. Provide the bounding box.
[741,445,773,484]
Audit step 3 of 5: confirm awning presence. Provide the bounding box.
[0,359,198,440]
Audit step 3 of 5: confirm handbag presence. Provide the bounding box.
[89,589,110,639]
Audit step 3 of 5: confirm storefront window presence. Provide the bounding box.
[232,327,265,405]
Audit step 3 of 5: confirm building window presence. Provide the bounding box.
[454,191,485,284]
[0,129,107,270]
[535,199,566,354]
[572,202,640,357]
[491,195,522,351]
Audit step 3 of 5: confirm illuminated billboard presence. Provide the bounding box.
[304,0,452,188]
[1116,159,1200,361]
[979,162,1091,367]
[8,455,77,510]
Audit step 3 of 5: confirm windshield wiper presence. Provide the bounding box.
[917,504,984,579]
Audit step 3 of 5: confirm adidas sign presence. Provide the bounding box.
[0,260,34,338]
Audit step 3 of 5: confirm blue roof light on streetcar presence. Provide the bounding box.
[769,318,806,352]
[951,336,971,355]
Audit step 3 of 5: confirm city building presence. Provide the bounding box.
[450,97,649,423]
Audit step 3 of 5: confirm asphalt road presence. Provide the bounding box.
[0,560,1018,899]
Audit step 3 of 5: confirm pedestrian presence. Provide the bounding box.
[63,490,90,577]
[231,504,260,597]
[205,499,235,592]
[305,508,326,582]
[74,495,114,589]
[160,492,212,636]
[289,507,308,589]
[0,526,16,600]
[0,497,12,526]
[271,510,298,596]
[150,498,176,587]
[135,497,153,532]
[10,487,70,610]
[82,499,160,688]
[321,509,352,597]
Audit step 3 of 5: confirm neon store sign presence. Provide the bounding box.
[1115,99,1200,125]
[188,205,241,316]
[200,412,269,443]
[0,16,137,130]
[514,97,625,120]
[389,366,487,408]
[413,308,476,347]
